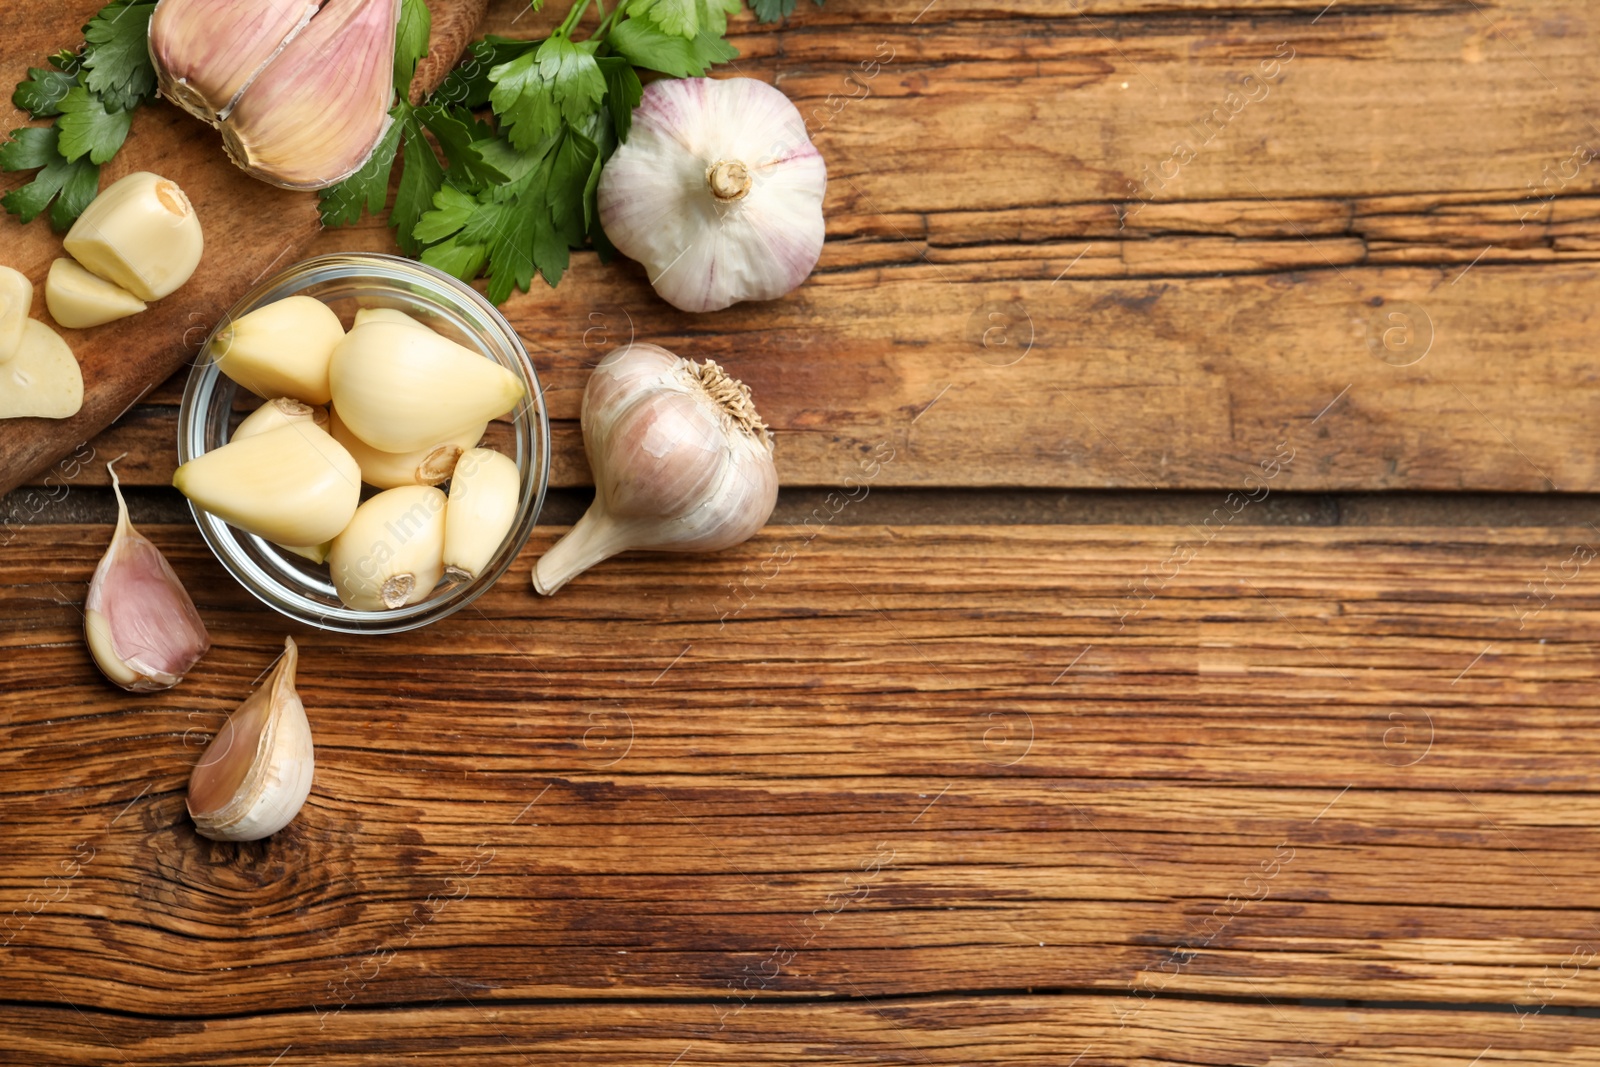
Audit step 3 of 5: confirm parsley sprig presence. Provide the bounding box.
[321,0,822,305]
[2,1,157,230]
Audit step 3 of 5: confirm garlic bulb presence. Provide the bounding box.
[150,0,399,190]
[45,258,146,329]
[443,447,520,581]
[533,344,777,595]
[172,422,361,545]
[62,173,203,302]
[0,319,83,420]
[328,486,447,610]
[234,397,329,442]
[0,265,34,362]
[84,460,210,691]
[188,636,314,842]
[328,407,482,489]
[211,295,345,405]
[329,320,525,454]
[598,78,827,313]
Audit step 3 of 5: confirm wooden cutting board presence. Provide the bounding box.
[0,0,486,498]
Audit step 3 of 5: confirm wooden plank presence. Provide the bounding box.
[48,0,1600,492]
[3,997,1597,1065]
[4,524,1600,1017]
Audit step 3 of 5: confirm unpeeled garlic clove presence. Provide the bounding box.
[443,448,521,582]
[0,265,34,362]
[234,397,329,442]
[84,460,210,691]
[328,407,481,489]
[0,319,84,420]
[328,485,447,610]
[211,295,345,405]
[173,422,361,545]
[150,0,320,123]
[187,636,314,842]
[221,0,398,190]
[353,307,429,331]
[63,173,203,301]
[45,258,147,329]
[329,320,525,454]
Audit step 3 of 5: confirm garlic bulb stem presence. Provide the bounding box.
[707,160,752,202]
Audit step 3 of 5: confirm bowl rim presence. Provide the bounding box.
[176,252,550,635]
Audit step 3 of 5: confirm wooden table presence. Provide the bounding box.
[6,1,1600,1062]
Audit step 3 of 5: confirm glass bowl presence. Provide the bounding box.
[176,253,549,635]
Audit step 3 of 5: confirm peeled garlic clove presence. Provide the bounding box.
[534,344,778,594]
[598,78,827,313]
[173,422,360,545]
[353,307,429,331]
[84,461,210,691]
[211,295,345,405]
[0,319,84,420]
[328,486,447,610]
[278,541,332,565]
[234,397,329,441]
[0,265,34,363]
[329,320,525,454]
[62,172,204,301]
[329,407,481,489]
[188,637,313,842]
[150,0,320,123]
[45,258,147,329]
[221,0,398,190]
[444,448,521,582]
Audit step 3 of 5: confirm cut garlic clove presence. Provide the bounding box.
[220,0,399,190]
[328,486,447,610]
[0,265,34,363]
[84,460,211,691]
[443,448,521,582]
[353,307,429,331]
[188,636,314,842]
[45,258,147,329]
[173,422,360,545]
[149,0,320,123]
[0,319,84,420]
[329,320,525,453]
[234,397,329,441]
[63,172,204,301]
[277,541,332,565]
[211,295,344,405]
[328,406,482,489]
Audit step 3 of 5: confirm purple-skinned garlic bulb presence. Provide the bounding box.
[597,77,827,314]
[533,344,778,594]
[84,460,210,691]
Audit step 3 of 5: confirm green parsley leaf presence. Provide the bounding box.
[421,236,491,281]
[433,37,539,111]
[317,113,405,227]
[488,33,606,151]
[419,105,509,192]
[51,153,101,230]
[547,125,599,232]
[57,86,132,164]
[608,20,738,78]
[394,0,433,97]
[750,0,825,22]
[0,126,65,171]
[81,1,156,113]
[413,184,481,244]
[393,124,445,256]
[1,126,98,231]
[596,57,642,143]
[14,67,79,118]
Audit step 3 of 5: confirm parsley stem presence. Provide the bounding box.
[557,0,595,37]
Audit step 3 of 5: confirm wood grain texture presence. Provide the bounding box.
[0,0,485,500]
[4,524,1599,1022]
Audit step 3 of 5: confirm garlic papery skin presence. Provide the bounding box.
[0,320,84,420]
[329,320,526,454]
[173,422,361,545]
[443,447,520,582]
[234,397,329,442]
[149,0,320,123]
[45,258,147,329]
[84,461,210,692]
[597,78,827,314]
[187,636,313,842]
[211,295,345,405]
[328,486,447,610]
[62,173,204,301]
[353,307,429,331]
[533,344,778,595]
[0,265,34,363]
[221,0,399,191]
[329,407,482,489]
